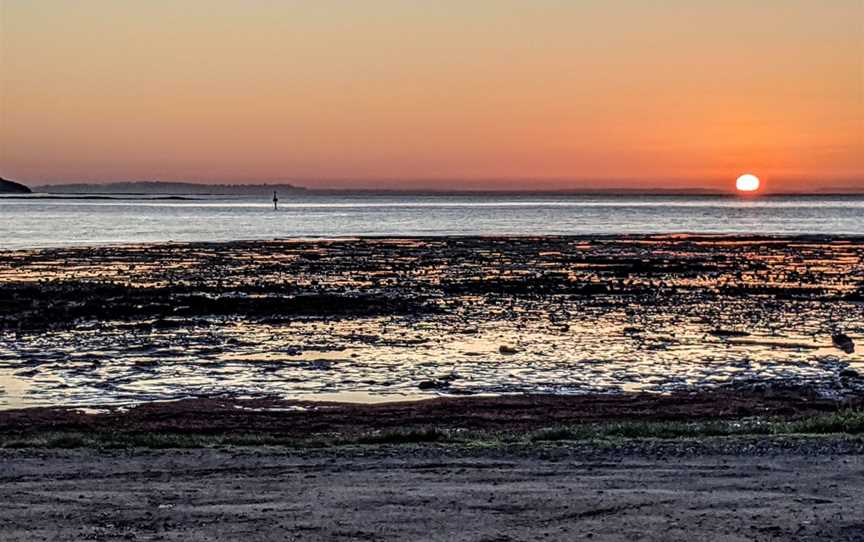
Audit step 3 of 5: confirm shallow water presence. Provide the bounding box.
[0,237,862,408]
[1,313,861,409]
[2,193,864,248]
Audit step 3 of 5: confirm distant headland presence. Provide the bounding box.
[33,181,307,196]
[0,177,32,194]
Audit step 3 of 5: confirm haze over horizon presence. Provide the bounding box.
[2,1,862,192]
[20,178,864,195]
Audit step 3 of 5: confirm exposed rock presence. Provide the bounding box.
[418,380,451,390]
[839,368,860,379]
[499,345,519,355]
[710,329,751,338]
[0,283,435,331]
[832,333,855,354]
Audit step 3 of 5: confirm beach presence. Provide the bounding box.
[2,393,864,540]
[1,235,863,540]
[2,441,864,541]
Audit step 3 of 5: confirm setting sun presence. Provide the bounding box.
[736,174,761,193]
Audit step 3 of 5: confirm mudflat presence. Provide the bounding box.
[1,442,863,541]
[1,235,863,408]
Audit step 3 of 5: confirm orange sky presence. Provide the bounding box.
[1,1,862,191]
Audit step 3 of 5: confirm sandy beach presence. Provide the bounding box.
[2,391,864,540]
[2,441,863,541]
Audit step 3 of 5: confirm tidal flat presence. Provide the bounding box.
[0,235,862,409]
[2,235,864,541]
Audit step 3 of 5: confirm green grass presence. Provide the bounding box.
[784,409,864,434]
[2,410,863,450]
[355,428,445,445]
[528,410,864,442]
[529,420,760,441]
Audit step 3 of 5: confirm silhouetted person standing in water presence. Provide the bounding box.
[273,191,278,211]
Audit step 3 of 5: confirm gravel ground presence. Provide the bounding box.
[1,439,863,541]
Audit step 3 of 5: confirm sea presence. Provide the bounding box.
[2,193,864,249]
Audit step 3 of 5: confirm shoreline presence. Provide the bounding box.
[4,231,864,252]
[1,389,862,446]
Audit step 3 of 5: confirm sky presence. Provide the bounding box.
[1,1,862,192]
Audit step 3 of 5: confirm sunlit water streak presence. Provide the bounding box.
[2,194,864,249]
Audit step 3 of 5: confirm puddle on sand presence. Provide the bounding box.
[0,374,36,409]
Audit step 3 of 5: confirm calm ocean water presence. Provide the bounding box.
[2,193,863,249]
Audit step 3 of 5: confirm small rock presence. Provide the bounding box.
[840,368,861,379]
[709,329,750,338]
[499,345,519,355]
[418,380,450,390]
[832,333,855,354]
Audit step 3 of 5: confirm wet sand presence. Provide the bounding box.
[2,442,863,541]
[1,235,863,408]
